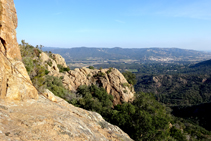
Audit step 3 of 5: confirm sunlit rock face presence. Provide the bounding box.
[54,67,135,106]
[0,0,38,100]
[51,53,67,68]
[0,0,21,60]
[0,95,133,140]
[39,52,135,106]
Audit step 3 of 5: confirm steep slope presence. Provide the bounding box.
[190,59,211,68]
[0,0,133,140]
[135,74,211,106]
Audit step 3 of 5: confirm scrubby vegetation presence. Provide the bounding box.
[44,75,76,100]
[122,71,136,85]
[106,67,113,74]
[88,66,95,69]
[70,85,211,140]
[57,64,70,72]
[20,40,74,100]
[96,62,211,133]
[20,41,211,140]
[69,85,113,114]
[93,71,106,78]
[20,40,46,92]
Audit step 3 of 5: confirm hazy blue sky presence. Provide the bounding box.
[14,0,211,50]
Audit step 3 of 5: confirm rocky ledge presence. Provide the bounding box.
[0,95,133,141]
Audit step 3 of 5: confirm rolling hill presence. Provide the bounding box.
[42,47,211,63]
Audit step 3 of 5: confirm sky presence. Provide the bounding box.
[14,0,211,50]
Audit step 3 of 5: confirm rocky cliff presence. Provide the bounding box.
[0,0,21,60]
[61,67,135,105]
[0,0,38,100]
[0,0,133,140]
[40,52,135,105]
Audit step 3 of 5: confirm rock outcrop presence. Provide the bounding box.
[0,0,21,60]
[40,53,135,105]
[54,67,135,105]
[0,94,133,141]
[51,53,67,68]
[0,0,38,100]
[39,52,60,74]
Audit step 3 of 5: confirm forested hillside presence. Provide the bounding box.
[135,74,211,106]
[95,60,211,134]
[133,60,211,106]
[129,60,211,133]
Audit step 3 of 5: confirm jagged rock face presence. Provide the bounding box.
[51,53,67,68]
[40,52,60,74]
[0,95,133,141]
[57,67,135,105]
[40,53,135,105]
[0,0,21,60]
[0,0,38,100]
[0,57,38,100]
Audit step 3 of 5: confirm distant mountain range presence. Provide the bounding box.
[42,47,211,63]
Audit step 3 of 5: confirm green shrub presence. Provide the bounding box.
[71,85,113,114]
[46,60,53,67]
[106,68,113,74]
[58,64,70,73]
[22,57,33,74]
[120,83,130,88]
[45,70,50,75]
[122,71,136,85]
[44,75,75,100]
[94,71,105,78]
[89,66,95,69]
[170,126,186,141]
[123,90,128,93]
